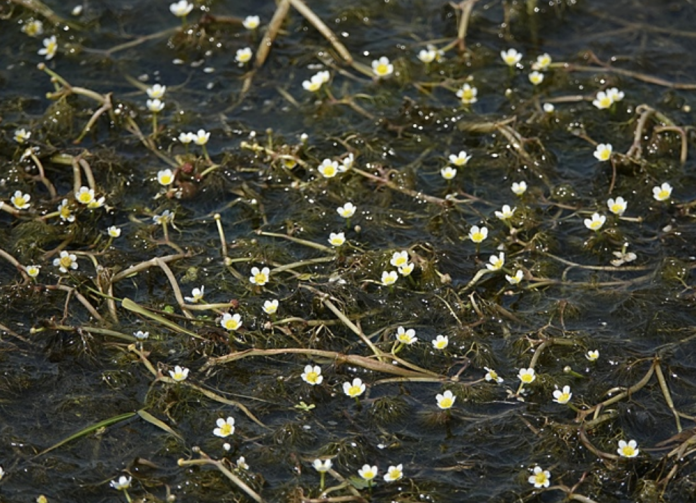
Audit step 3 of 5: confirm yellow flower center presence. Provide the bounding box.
[521,373,533,383]
[306,371,319,383]
[347,385,361,397]
[488,370,498,380]
[393,257,407,267]
[388,468,401,479]
[611,203,623,213]
[254,272,267,284]
[657,190,669,200]
[60,256,73,269]
[322,165,336,177]
[219,423,232,436]
[461,89,474,101]
[225,318,240,330]
[439,397,454,408]
[161,174,172,184]
[15,196,27,206]
[78,192,93,204]
[376,63,389,75]
[589,220,602,230]
[534,472,547,485]
[558,393,570,402]
[622,445,635,457]
[599,96,612,108]
[471,232,485,243]
[362,470,375,479]
[60,206,71,219]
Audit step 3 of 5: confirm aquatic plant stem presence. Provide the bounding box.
[179,449,265,503]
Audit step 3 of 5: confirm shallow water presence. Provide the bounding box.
[1,0,696,502]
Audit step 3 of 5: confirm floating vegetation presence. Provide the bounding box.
[1,0,696,502]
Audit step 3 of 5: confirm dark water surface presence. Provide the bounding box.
[1,0,696,501]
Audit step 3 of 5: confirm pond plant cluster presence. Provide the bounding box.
[1,0,696,501]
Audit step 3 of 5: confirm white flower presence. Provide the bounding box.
[107,226,122,238]
[584,212,606,231]
[449,150,471,167]
[242,15,260,30]
[607,197,627,216]
[432,335,448,350]
[417,46,438,63]
[193,129,210,145]
[134,331,149,340]
[436,390,456,409]
[593,143,612,162]
[157,168,175,186]
[213,417,235,437]
[146,84,166,99]
[528,466,550,488]
[456,83,478,104]
[543,103,555,113]
[653,182,672,202]
[398,263,414,276]
[153,210,175,225]
[110,475,132,490]
[75,186,95,205]
[395,326,417,345]
[249,266,270,286]
[511,181,527,195]
[185,286,205,303]
[343,377,366,398]
[494,204,515,220]
[441,166,457,180]
[358,464,378,481]
[592,91,613,109]
[87,196,105,209]
[384,464,403,482]
[317,159,339,178]
[0,465,4,480]
[486,252,505,271]
[533,53,552,71]
[169,365,189,381]
[552,385,572,404]
[302,74,324,92]
[518,367,536,384]
[220,313,242,331]
[329,232,345,247]
[21,19,44,37]
[372,56,393,78]
[337,202,356,218]
[169,0,193,18]
[178,132,195,144]
[236,47,253,64]
[14,128,31,143]
[53,251,78,273]
[10,190,31,210]
[38,35,58,60]
[25,265,41,278]
[585,350,599,361]
[301,365,323,385]
[468,225,488,243]
[237,456,249,470]
[528,71,544,86]
[500,48,522,66]
[147,98,165,113]
[606,87,624,102]
[611,244,637,267]
[505,270,524,285]
[262,299,278,315]
[381,270,398,286]
[390,251,409,268]
[339,153,354,171]
[617,439,639,458]
[484,367,503,383]
[312,459,333,472]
